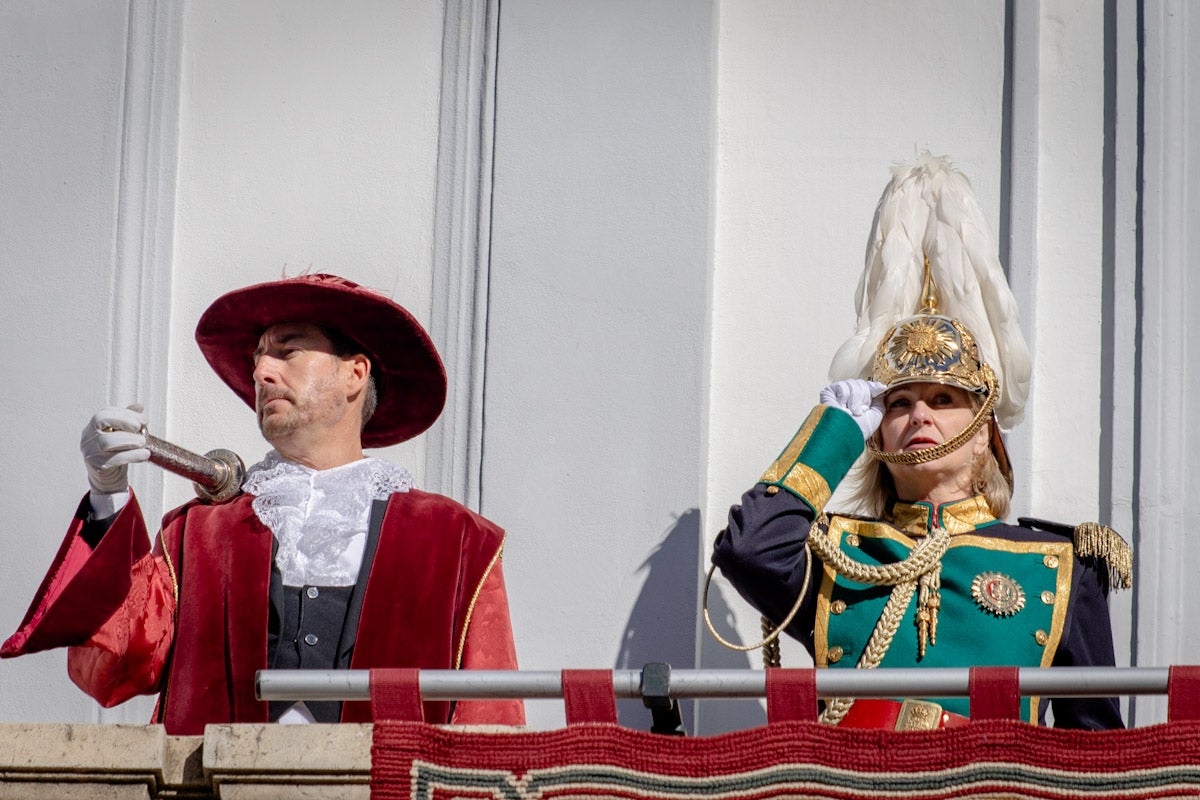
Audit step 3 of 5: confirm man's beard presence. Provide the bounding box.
[256,377,342,444]
[257,387,296,440]
[259,404,302,441]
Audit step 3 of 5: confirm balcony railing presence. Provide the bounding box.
[4,665,1197,800]
[256,665,1175,702]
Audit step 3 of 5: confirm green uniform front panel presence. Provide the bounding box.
[816,519,1073,721]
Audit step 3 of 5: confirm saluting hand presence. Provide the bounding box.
[819,379,887,441]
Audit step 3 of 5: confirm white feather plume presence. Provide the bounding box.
[828,152,1032,429]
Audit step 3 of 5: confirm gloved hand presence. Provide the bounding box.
[80,404,150,495]
[819,379,888,440]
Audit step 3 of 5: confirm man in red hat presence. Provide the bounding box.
[2,274,524,733]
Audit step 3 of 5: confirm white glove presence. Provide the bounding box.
[80,405,150,495]
[819,379,887,440]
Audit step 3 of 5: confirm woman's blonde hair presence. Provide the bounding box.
[843,396,1012,521]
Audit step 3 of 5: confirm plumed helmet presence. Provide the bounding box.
[872,261,997,398]
[829,152,1031,431]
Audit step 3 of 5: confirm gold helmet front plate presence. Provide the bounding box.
[872,313,992,395]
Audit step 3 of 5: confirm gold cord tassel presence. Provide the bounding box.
[916,565,941,659]
[761,617,782,668]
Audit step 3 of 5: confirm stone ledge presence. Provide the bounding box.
[204,723,370,800]
[0,723,372,799]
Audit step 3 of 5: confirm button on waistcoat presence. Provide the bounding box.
[268,584,354,722]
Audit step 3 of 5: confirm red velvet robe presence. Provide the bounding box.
[2,489,524,734]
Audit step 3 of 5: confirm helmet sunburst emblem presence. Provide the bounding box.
[887,317,962,371]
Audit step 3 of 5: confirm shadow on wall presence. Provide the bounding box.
[613,508,765,735]
[696,571,771,735]
[613,508,701,732]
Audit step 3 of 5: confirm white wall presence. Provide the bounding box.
[0,0,133,723]
[0,0,189,724]
[1131,0,1200,726]
[482,0,715,730]
[1024,0,1106,521]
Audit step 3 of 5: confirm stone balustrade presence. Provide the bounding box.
[0,723,372,799]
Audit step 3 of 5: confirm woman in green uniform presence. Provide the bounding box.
[711,155,1131,730]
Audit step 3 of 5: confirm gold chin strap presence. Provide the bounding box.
[866,369,998,466]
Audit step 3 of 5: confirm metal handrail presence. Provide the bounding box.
[256,666,1171,702]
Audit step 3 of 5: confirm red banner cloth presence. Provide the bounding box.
[968,665,1020,720]
[371,668,1200,799]
[372,719,1200,800]
[764,668,817,723]
[1168,665,1200,722]
[561,669,618,724]
[371,668,423,722]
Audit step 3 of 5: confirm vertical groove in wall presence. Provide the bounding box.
[427,0,499,512]
[1001,0,1039,512]
[1131,0,1145,598]
[111,0,182,515]
[1098,0,1117,524]
[1095,0,1145,726]
[1126,0,1146,726]
[693,0,723,735]
[998,0,1014,270]
[101,0,182,724]
[1130,0,1200,724]
[107,3,133,412]
[476,0,501,514]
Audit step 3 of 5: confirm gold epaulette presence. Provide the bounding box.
[1020,517,1134,590]
[1073,522,1134,590]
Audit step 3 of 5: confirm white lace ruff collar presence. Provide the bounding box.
[242,451,413,587]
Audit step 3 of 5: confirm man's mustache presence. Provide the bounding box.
[257,389,295,407]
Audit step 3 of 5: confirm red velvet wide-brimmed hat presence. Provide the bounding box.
[195,273,446,448]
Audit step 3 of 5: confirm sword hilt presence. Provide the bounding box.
[145,433,245,503]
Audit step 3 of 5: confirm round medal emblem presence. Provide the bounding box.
[971,571,1026,616]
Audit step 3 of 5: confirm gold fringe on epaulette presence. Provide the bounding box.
[1073,522,1134,590]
